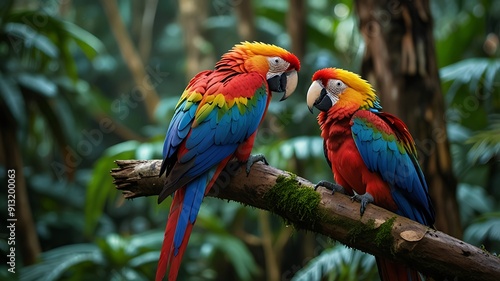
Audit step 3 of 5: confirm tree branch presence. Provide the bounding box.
[111,159,500,281]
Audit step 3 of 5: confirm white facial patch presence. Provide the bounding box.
[326,79,346,106]
[266,56,290,79]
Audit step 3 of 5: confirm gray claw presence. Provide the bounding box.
[314,180,345,195]
[246,154,268,175]
[351,193,374,215]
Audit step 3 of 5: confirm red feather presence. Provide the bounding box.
[157,42,300,281]
[377,258,422,281]
[156,157,231,281]
[312,68,434,281]
[155,187,186,281]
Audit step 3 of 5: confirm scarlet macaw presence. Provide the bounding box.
[306,68,435,281]
[156,42,300,281]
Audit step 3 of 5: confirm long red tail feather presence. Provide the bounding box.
[155,158,231,281]
[156,188,185,281]
[376,257,422,281]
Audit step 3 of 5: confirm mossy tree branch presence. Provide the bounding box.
[111,159,500,281]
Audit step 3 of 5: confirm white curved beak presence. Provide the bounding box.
[280,70,298,101]
[306,80,322,112]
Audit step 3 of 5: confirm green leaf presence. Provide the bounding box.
[127,231,163,253]
[0,0,14,28]
[115,268,149,281]
[464,213,500,246]
[128,252,160,268]
[105,140,142,156]
[196,209,228,235]
[32,95,72,155]
[466,116,500,164]
[59,34,79,81]
[440,58,500,95]
[0,74,25,127]
[457,184,495,224]
[84,142,138,235]
[136,142,157,160]
[21,244,102,281]
[61,20,105,59]
[4,22,58,58]
[204,233,260,281]
[434,3,486,67]
[17,73,57,97]
[292,245,377,281]
[98,234,130,266]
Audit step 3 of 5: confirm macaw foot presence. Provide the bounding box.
[314,180,345,195]
[351,193,374,216]
[245,154,269,175]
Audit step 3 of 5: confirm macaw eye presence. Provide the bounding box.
[267,56,289,73]
[327,79,347,95]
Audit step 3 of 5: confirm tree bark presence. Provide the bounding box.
[138,0,159,62]
[111,159,500,281]
[287,0,306,59]
[234,0,256,41]
[354,0,461,238]
[1,125,40,265]
[178,0,214,80]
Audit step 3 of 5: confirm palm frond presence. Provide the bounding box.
[292,245,378,281]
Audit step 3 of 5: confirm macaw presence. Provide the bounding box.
[306,68,435,281]
[156,41,300,281]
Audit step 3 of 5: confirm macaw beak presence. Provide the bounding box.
[306,80,331,113]
[267,70,298,101]
[280,70,298,101]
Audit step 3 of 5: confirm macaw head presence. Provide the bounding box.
[216,41,301,101]
[306,68,381,113]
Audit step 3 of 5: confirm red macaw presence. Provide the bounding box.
[156,42,300,281]
[306,68,435,281]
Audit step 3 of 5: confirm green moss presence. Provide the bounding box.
[347,219,375,244]
[480,244,499,257]
[344,216,395,250]
[263,174,323,228]
[323,212,396,253]
[374,217,396,251]
[264,174,397,254]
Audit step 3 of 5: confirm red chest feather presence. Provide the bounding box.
[321,116,398,211]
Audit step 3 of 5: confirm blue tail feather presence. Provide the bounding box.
[173,175,208,255]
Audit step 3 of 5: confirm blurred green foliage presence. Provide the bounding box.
[0,0,499,280]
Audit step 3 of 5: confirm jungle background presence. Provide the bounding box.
[0,0,499,280]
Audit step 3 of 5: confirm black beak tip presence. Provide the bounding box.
[279,93,288,102]
[308,106,314,114]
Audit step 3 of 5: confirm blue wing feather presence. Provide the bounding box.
[386,149,396,178]
[188,144,239,176]
[351,111,434,225]
[161,73,268,194]
[163,107,188,159]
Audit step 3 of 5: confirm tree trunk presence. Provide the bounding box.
[100,0,160,122]
[354,0,461,238]
[178,0,214,80]
[234,0,256,41]
[287,0,306,59]
[111,159,500,281]
[139,0,159,62]
[1,125,41,265]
